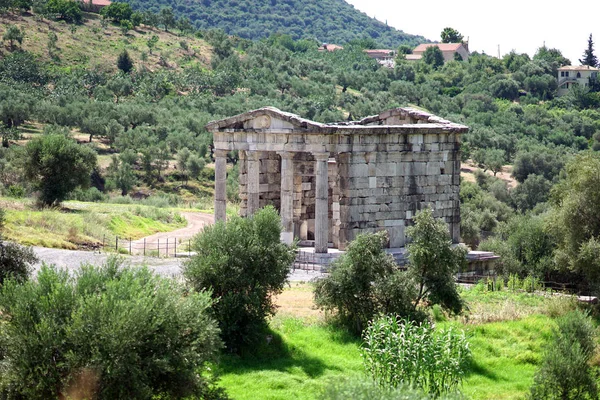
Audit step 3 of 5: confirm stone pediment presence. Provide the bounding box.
[206,107,326,132]
[206,106,468,134]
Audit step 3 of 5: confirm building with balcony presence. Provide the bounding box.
[557,65,599,96]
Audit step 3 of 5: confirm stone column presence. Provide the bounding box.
[278,152,294,244]
[214,149,228,222]
[314,152,329,253]
[247,150,261,215]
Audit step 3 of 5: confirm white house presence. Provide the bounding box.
[557,65,599,96]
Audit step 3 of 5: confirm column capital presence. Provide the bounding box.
[246,150,261,161]
[313,152,329,161]
[214,148,229,158]
[277,151,296,160]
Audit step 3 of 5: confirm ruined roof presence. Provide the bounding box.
[413,43,464,53]
[205,107,468,134]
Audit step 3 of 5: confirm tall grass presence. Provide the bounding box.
[362,315,470,398]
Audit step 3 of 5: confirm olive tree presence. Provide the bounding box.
[23,134,97,206]
[183,206,296,350]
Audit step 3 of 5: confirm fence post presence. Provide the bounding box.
[158,238,160,257]
[166,238,169,257]
[143,238,146,256]
[174,239,177,257]
[129,238,132,255]
[115,236,118,252]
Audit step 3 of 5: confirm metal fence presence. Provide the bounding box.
[100,235,193,257]
[457,273,589,296]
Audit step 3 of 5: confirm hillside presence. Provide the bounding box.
[123,0,427,48]
[0,12,212,72]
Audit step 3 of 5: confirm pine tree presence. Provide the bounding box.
[117,50,134,73]
[579,34,598,67]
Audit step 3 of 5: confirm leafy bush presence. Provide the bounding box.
[362,315,471,397]
[529,310,597,399]
[315,209,466,334]
[314,231,419,334]
[0,208,37,286]
[0,259,223,399]
[183,206,296,350]
[69,187,108,202]
[23,134,97,206]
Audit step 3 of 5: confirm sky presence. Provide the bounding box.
[345,0,600,65]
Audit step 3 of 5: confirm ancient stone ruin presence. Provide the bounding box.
[206,107,468,257]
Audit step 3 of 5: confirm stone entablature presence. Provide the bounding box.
[206,107,468,253]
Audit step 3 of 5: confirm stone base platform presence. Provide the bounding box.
[293,246,499,273]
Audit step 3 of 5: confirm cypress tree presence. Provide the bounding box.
[117,50,134,73]
[579,34,598,67]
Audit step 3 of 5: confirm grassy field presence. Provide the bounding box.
[215,284,585,400]
[0,12,212,73]
[0,198,186,249]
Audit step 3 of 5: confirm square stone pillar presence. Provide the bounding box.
[314,152,329,253]
[247,150,261,215]
[278,152,294,244]
[214,149,228,222]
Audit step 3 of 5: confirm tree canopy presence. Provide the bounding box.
[440,27,463,43]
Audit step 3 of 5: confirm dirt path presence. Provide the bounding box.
[129,212,215,255]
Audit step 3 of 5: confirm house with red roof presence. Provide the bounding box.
[410,42,470,62]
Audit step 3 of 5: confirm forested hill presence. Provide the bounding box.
[122,0,427,47]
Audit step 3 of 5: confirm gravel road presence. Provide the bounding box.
[32,247,325,282]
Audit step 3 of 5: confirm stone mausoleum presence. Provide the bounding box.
[206,107,468,257]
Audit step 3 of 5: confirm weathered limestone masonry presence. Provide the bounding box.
[206,107,468,254]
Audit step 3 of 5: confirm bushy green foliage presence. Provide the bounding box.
[23,134,97,206]
[362,315,471,398]
[529,310,597,399]
[46,0,81,23]
[100,2,133,22]
[406,208,466,315]
[0,208,37,286]
[314,231,416,333]
[0,259,223,399]
[423,46,444,69]
[550,152,600,292]
[117,50,134,73]
[183,206,296,350]
[315,209,465,334]
[121,0,425,48]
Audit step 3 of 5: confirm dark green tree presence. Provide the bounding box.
[22,134,97,206]
[46,0,81,23]
[2,25,24,51]
[147,34,159,54]
[100,2,132,22]
[579,33,598,67]
[159,7,175,32]
[116,49,134,73]
[423,45,444,69]
[440,27,463,43]
[406,208,466,314]
[550,152,600,293]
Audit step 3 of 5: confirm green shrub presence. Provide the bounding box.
[0,208,37,286]
[183,206,296,350]
[69,187,107,202]
[362,315,471,398]
[315,209,465,334]
[0,259,223,399]
[314,231,420,334]
[529,310,597,399]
